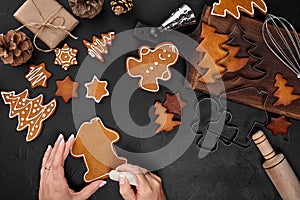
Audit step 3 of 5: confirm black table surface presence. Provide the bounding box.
[0,0,299,199]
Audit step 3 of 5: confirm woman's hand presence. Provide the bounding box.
[39,134,107,200]
[117,164,166,200]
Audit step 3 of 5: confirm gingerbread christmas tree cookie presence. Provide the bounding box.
[54,43,78,71]
[55,76,80,103]
[85,76,109,103]
[1,89,57,142]
[83,32,115,62]
[71,117,127,182]
[126,42,179,92]
[154,102,181,134]
[273,73,300,107]
[25,63,52,89]
[211,0,267,19]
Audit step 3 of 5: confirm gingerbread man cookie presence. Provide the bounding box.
[71,117,127,182]
[85,76,109,103]
[1,89,57,142]
[54,43,78,71]
[25,63,52,89]
[126,42,179,92]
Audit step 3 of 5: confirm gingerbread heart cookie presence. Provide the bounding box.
[126,42,179,92]
[71,117,127,182]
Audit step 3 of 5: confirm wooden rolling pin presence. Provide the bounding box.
[252,131,300,200]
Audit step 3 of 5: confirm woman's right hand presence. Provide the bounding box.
[117,164,166,200]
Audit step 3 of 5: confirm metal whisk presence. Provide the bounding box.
[262,14,300,78]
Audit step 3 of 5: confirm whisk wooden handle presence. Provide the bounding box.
[252,131,300,200]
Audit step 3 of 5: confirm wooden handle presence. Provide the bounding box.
[252,130,276,160]
[252,131,300,199]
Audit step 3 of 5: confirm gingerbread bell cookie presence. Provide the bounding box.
[1,89,57,142]
[85,75,109,103]
[25,63,52,89]
[71,117,127,182]
[126,42,179,92]
[54,43,78,71]
[83,32,115,63]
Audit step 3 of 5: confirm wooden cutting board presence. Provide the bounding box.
[186,6,300,120]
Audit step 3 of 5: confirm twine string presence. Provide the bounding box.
[15,0,78,52]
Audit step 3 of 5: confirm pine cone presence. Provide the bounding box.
[68,0,104,19]
[110,0,133,15]
[0,30,33,67]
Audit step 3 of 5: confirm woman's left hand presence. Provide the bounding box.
[39,134,107,200]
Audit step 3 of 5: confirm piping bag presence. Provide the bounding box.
[109,170,138,186]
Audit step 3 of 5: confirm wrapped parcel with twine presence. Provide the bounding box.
[14,0,79,51]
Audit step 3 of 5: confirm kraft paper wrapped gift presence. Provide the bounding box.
[14,0,79,50]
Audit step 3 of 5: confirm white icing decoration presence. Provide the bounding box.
[159,54,167,61]
[87,32,115,61]
[25,65,48,87]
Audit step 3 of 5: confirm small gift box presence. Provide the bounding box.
[14,0,79,50]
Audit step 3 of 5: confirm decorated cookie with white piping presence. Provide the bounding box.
[1,89,57,142]
[25,63,52,89]
[211,0,267,19]
[71,117,127,182]
[54,43,78,71]
[83,32,115,63]
[126,42,179,92]
[84,75,109,103]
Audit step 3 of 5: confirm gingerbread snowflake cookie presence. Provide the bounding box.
[54,43,78,70]
[1,89,57,142]
[126,42,179,92]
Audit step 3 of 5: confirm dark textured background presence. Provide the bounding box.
[0,0,299,199]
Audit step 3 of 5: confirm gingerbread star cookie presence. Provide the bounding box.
[126,42,179,92]
[54,43,78,71]
[71,117,127,182]
[1,89,57,142]
[55,76,79,103]
[25,63,52,89]
[266,116,292,136]
[85,76,109,103]
[163,93,187,116]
